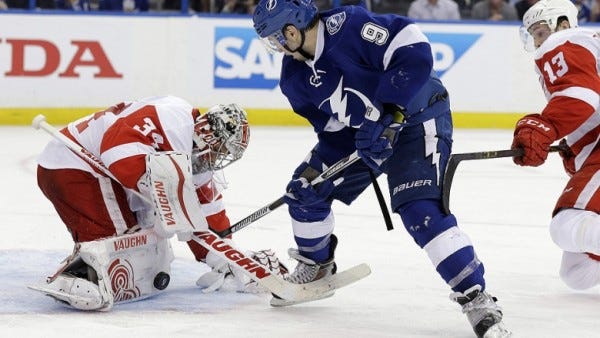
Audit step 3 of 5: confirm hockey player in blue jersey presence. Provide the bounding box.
[253,1,510,337]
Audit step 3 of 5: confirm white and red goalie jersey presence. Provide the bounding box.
[37,95,230,261]
[533,28,600,213]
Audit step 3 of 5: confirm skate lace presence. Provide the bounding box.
[461,291,502,327]
[461,292,500,313]
[287,261,320,284]
[285,249,322,284]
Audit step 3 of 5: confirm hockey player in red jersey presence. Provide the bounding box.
[32,96,286,310]
[514,0,600,290]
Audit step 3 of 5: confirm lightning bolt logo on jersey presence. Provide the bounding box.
[279,6,449,134]
[318,77,380,128]
[276,5,452,211]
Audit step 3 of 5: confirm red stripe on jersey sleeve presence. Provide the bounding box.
[541,95,595,138]
[196,181,223,205]
[206,210,230,232]
[108,154,147,190]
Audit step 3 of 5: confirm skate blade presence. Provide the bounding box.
[483,322,512,338]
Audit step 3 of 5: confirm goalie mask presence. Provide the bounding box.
[520,0,578,51]
[192,103,250,173]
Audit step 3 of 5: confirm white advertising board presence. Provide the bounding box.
[0,13,591,126]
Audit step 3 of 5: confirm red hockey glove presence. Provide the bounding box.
[511,114,557,167]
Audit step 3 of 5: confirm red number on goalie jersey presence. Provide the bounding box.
[100,107,174,189]
[75,102,131,133]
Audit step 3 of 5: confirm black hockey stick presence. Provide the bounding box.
[217,151,361,237]
[442,145,566,214]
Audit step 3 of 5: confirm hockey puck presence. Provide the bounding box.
[153,272,170,290]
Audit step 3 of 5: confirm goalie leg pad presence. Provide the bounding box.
[29,246,114,311]
[30,229,174,310]
[84,228,175,305]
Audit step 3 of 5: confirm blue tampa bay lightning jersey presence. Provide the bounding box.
[279,5,450,154]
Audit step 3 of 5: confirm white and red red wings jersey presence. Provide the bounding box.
[39,95,199,189]
[38,96,229,225]
[534,28,600,172]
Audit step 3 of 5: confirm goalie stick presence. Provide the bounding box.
[32,114,371,305]
[442,145,566,214]
[189,232,371,302]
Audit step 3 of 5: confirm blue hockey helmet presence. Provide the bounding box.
[253,0,318,53]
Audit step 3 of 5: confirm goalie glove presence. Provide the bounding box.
[243,249,289,293]
[196,249,288,294]
[511,114,557,167]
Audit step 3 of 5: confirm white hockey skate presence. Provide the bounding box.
[451,285,512,338]
[270,235,337,307]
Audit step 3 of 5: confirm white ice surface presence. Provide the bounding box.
[1,126,598,338]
